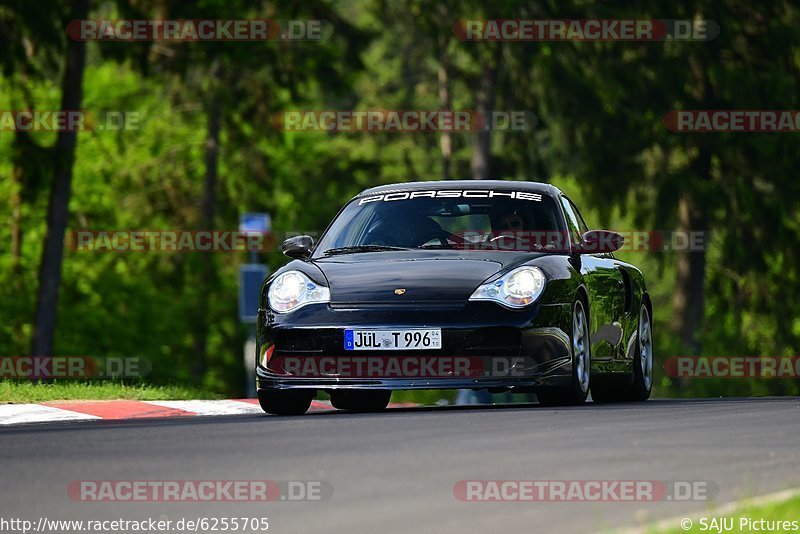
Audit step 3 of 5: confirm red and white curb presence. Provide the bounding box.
[0,399,416,426]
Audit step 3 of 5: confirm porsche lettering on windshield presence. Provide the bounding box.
[358,190,543,205]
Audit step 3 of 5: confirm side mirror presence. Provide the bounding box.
[576,230,624,254]
[280,235,314,259]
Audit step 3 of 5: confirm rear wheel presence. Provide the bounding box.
[629,304,653,401]
[538,298,591,406]
[258,389,314,415]
[591,303,653,402]
[330,390,391,412]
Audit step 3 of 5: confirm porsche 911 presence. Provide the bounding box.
[256,180,653,414]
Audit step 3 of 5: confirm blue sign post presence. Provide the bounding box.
[238,264,269,323]
[238,212,271,322]
[239,212,271,396]
[239,212,271,234]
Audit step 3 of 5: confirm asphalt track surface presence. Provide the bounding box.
[2,398,799,534]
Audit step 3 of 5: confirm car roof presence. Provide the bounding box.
[356,180,563,198]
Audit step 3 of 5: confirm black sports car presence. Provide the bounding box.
[256,180,653,414]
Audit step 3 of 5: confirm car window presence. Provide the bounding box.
[313,190,568,255]
[559,196,583,246]
[567,197,590,236]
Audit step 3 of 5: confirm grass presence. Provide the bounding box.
[390,389,456,405]
[650,493,800,533]
[0,380,223,403]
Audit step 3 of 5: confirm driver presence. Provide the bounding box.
[490,208,525,237]
[487,207,534,251]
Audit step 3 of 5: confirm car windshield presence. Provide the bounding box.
[314,189,568,256]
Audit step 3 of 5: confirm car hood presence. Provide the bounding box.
[311,251,544,305]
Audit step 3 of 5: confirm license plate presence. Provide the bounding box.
[344,329,442,351]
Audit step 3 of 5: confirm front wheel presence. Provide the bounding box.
[258,389,314,415]
[538,298,591,406]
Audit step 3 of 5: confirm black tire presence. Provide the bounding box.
[591,303,653,402]
[330,390,391,413]
[258,389,314,415]
[628,303,653,401]
[538,298,591,406]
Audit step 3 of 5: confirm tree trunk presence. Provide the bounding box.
[10,131,45,280]
[437,34,452,181]
[191,59,224,381]
[670,149,711,353]
[470,45,501,180]
[31,0,88,357]
[10,160,22,276]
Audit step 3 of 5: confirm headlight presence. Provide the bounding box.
[268,270,330,313]
[469,266,546,308]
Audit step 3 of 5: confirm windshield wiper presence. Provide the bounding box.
[418,243,456,249]
[322,245,410,256]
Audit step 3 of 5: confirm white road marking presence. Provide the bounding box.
[144,399,265,416]
[0,398,406,426]
[0,404,100,425]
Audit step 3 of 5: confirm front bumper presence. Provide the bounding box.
[256,301,573,392]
